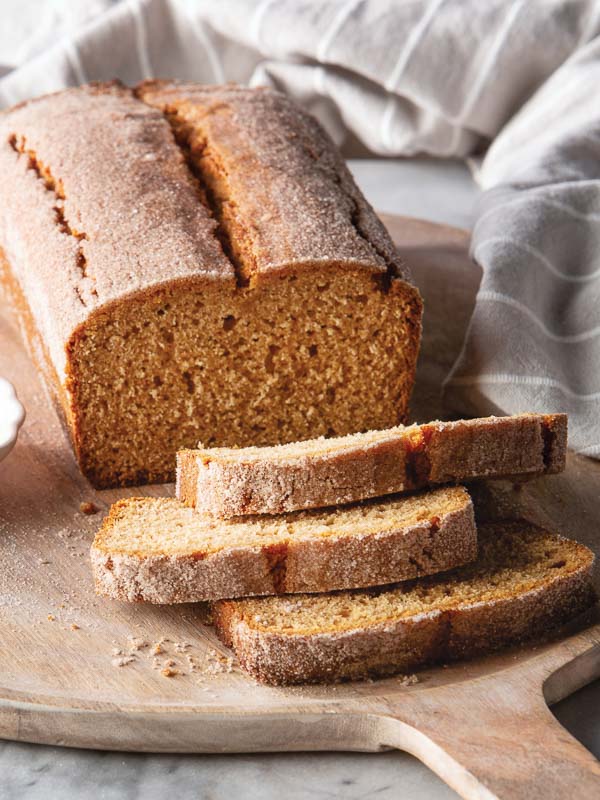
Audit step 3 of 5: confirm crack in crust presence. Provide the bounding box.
[8,133,96,305]
[148,102,251,289]
[264,543,288,593]
[429,515,441,534]
[405,429,433,489]
[408,516,440,574]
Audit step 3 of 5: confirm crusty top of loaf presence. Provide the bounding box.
[137,80,410,285]
[0,80,415,381]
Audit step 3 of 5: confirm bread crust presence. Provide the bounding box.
[213,524,595,685]
[91,488,476,603]
[216,571,593,685]
[177,413,568,517]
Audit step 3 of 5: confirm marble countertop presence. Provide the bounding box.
[3,158,598,799]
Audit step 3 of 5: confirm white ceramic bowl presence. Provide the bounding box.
[0,377,25,463]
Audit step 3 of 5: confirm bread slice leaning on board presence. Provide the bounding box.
[177,413,567,518]
[91,486,476,603]
[213,522,596,685]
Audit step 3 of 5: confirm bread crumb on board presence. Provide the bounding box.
[398,673,419,687]
[79,501,99,515]
[128,637,149,651]
[109,635,237,681]
[203,648,234,676]
[112,655,136,667]
[161,667,178,678]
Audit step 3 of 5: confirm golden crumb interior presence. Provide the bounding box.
[229,525,593,634]
[96,486,467,558]
[70,267,420,487]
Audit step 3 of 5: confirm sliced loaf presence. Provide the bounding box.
[213,521,595,685]
[91,486,476,603]
[177,413,567,517]
[1,81,422,488]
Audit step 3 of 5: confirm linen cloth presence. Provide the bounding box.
[2,0,600,456]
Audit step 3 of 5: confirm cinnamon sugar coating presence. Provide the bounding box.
[177,413,567,517]
[91,486,476,603]
[137,80,412,285]
[213,522,595,685]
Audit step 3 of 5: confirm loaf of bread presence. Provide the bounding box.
[177,413,567,517]
[0,80,422,488]
[213,521,595,685]
[91,486,476,602]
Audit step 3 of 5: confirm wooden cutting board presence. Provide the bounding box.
[1,215,599,800]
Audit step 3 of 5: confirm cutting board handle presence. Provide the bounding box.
[378,669,600,799]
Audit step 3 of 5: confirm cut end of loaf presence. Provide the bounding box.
[213,522,595,684]
[2,80,422,490]
[68,267,421,488]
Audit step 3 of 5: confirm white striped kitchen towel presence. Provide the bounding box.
[2,0,600,455]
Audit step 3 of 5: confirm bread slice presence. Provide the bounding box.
[213,521,595,685]
[177,413,567,517]
[91,486,476,603]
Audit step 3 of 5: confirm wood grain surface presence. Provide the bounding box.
[0,215,599,800]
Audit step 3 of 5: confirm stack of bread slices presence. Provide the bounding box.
[91,412,596,685]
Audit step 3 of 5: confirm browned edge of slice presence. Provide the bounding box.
[90,487,476,603]
[541,413,568,473]
[177,413,568,518]
[212,522,595,685]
